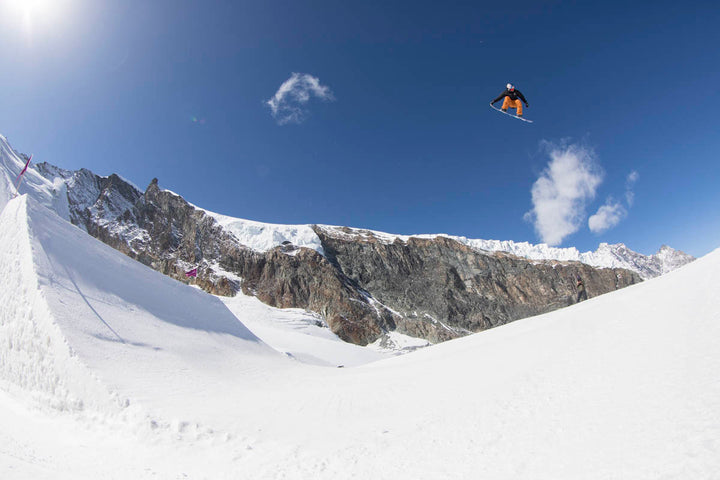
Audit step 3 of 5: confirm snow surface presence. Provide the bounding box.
[1,189,719,478]
[218,293,391,366]
[205,210,325,254]
[0,135,69,220]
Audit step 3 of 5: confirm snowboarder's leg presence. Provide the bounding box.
[501,96,512,112]
[514,99,523,116]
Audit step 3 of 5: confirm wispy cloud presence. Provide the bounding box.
[625,170,639,206]
[525,142,603,246]
[588,170,639,234]
[266,73,335,125]
[588,201,626,234]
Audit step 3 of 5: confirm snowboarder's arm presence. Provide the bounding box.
[516,90,529,105]
[491,91,507,105]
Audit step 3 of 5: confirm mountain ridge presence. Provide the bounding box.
[36,155,692,280]
[0,135,694,346]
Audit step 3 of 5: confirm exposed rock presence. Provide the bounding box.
[314,227,641,342]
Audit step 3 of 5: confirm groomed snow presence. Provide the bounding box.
[1,191,719,479]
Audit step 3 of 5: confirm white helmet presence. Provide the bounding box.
[506,83,514,90]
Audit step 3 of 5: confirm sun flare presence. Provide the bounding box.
[3,0,72,35]
[7,0,55,16]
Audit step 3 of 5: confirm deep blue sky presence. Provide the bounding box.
[1,1,718,256]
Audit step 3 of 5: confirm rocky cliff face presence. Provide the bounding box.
[35,165,647,346]
[315,226,640,342]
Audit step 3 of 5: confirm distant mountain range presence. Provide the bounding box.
[0,134,695,346]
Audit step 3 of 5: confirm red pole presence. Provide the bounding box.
[13,154,32,194]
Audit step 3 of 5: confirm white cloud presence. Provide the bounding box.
[525,142,603,246]
[588,201,627,234]
[625,170,639,206]
[588,170,639,234]
[266,73,335,125]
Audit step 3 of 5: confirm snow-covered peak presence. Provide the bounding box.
[653,244,696,275]
[204,210,325,254]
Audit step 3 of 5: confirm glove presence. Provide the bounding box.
[525,103,529,108]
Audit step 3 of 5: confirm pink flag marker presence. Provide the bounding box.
[185,267,198,277]
[14,154,32,193]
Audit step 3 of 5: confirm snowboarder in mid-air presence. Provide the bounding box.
[491,83,529,117]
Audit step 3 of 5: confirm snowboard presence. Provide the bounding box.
[490,104,533,123]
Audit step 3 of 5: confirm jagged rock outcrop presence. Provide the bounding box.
[314,226,641,342]
[34,166,645,346]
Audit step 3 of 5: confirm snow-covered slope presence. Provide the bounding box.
[1,189,719,478]
[0,195,280,408]
[0,135,69,219]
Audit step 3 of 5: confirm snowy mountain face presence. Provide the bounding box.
[0,135,693,346]
[653,244,697,275]
[34,163,143,235]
